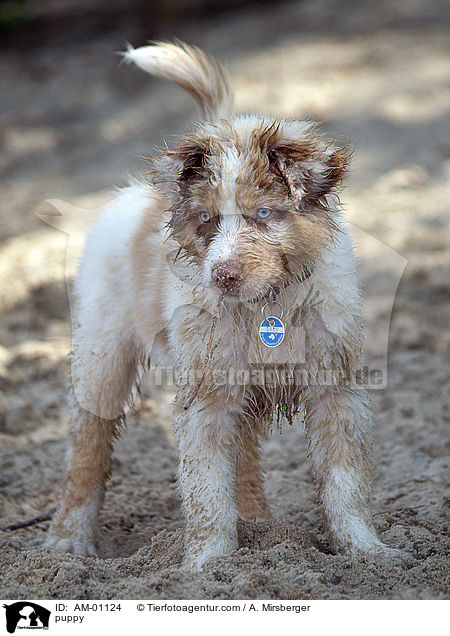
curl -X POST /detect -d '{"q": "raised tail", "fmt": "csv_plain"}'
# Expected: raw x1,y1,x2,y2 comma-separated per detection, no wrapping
124,41,233,121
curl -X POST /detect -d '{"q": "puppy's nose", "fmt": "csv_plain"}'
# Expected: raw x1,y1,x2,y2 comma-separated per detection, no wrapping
211,261,243,294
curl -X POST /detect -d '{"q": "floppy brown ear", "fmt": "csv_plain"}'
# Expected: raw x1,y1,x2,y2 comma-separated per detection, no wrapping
269,141,350,211
175,141,211,184
153,139,211,198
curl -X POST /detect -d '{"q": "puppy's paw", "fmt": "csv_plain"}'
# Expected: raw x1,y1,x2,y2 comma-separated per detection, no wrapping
331,519,404,559
184,535,238,571
344,540,412,566
45,532,98,557
44,503,98,557
366,544,413,566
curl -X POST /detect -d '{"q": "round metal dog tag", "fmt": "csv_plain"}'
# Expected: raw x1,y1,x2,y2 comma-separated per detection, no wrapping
259,316,285,347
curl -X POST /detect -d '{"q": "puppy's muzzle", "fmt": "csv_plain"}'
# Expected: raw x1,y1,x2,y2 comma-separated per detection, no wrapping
211,261,243,295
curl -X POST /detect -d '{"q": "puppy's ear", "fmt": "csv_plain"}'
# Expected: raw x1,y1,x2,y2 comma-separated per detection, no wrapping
268,140,350,211
178,143,210,183
153,139,210,199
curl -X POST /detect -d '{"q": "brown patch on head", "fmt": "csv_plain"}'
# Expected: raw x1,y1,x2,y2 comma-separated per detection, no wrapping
151,131,224,261
171,138,212,185
167,181,222,262
247,121,349,217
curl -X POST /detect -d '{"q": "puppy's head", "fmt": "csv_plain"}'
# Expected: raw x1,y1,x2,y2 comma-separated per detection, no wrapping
153,116,349,300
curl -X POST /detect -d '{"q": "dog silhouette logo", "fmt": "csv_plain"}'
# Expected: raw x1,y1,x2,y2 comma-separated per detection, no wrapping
3,602,50,633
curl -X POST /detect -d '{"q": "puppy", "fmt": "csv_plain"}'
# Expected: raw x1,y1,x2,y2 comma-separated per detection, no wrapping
45,41,391,568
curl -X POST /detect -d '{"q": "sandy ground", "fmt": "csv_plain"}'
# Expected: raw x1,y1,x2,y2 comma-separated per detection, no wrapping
0,0,449,599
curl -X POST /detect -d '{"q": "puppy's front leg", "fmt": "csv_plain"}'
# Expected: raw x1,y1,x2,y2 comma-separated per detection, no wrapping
304,386,387,555
173,397,239,570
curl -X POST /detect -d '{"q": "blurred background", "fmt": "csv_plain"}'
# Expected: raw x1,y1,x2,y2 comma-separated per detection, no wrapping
0,0,449,599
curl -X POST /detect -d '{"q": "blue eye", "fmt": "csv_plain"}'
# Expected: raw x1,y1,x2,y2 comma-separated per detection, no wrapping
200,211,211,223
257,207,272,220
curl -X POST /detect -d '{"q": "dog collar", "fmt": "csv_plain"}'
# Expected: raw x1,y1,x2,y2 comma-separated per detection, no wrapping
247,264,313,305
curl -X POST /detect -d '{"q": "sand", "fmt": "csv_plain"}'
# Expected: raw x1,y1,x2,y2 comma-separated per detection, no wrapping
0,0,448,599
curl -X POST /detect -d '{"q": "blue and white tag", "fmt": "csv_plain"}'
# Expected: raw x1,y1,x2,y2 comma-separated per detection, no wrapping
259,316,285,347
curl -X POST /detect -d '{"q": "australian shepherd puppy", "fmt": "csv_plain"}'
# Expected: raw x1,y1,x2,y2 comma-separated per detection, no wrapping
45,42,392,569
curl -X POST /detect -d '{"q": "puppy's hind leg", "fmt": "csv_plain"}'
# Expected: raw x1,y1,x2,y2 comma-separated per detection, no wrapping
46,406,121,556
236,428,271,522
45,330,140,556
